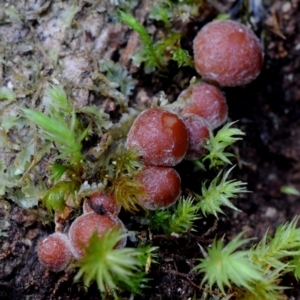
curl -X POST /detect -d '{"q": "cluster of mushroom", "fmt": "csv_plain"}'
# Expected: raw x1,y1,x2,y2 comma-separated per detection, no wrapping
37,19,263,272
125,83,227,208
38,192,125,272
126,19,263,210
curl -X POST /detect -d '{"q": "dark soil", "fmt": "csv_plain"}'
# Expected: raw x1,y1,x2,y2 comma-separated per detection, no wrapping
1,0,300,299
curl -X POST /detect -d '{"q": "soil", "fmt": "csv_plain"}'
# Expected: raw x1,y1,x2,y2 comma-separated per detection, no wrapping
1,0,300,299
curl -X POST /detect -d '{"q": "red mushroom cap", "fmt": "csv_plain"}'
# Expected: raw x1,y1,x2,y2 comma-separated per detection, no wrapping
126,108,189,167
37,232,72,272
193,20,263,87
181,82,228,129
69,212,126,259
135,166,181,210
83,191,121,216
181,113,210,160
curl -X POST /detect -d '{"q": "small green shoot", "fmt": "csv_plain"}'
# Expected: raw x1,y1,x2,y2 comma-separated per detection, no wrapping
113,146,143,178
91,144,145,212
43,85,71,114
22,85,90,167
48,163,68,182
74,229,153,294
291,255,300,280
119,10,165,72
280,185,300,196
150,197,200,235
43,181,78,215
195,217,300,299
236,267,285,300
109,175,146,212
194,232,264,295
250,216,300,274
195,166,247,218
119,10,194,72
203,122,245,169
172,46,194,68
22,108,88,164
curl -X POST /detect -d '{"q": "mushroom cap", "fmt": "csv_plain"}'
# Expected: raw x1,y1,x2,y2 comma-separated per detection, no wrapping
126,108,189,167
181,113,210,160
37,232,72,272
193,20,263,87
83,191,121,216
69,212,126,259
181,82,228,129
135,166,181,210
